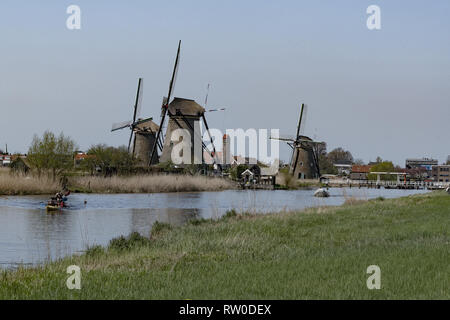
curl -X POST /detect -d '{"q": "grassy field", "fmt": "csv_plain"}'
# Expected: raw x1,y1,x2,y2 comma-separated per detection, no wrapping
0,167,235,195
0,191,448,299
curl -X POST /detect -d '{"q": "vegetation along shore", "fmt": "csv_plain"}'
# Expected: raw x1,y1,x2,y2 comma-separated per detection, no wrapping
1,191,448,299
0,168,235,195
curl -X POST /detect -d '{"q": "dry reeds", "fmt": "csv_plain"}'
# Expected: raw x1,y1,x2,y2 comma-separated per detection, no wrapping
0,165,236,195
71,174,236,193
0,170,61,195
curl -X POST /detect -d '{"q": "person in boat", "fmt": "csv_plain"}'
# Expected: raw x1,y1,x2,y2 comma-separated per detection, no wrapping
48,191,66,208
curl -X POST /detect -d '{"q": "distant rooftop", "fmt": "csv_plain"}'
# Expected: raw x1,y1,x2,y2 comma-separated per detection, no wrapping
405,158,438,162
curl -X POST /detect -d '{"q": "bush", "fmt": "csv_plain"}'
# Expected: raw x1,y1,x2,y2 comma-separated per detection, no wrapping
108,232,151,251
222,209,238,220
150,221,173,237
188,218,210,226
85,245,104,256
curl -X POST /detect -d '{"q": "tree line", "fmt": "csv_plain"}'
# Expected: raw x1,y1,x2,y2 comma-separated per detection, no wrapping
21,131,135,180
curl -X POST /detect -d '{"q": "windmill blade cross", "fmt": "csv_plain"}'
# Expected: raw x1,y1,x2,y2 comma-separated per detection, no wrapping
269,136,295,142
133,78,144,122
127,130,134,153
133,117,154,127
296,103,305,138
111,120,132,132
167,40,181,103
204,83,210,108
297,138,324,144
299,103,308,136
206,107,226,113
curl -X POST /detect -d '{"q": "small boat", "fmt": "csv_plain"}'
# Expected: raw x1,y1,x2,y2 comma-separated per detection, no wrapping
314,188,330,198
46,190,70,212
46,199,66,212
46,204,62,212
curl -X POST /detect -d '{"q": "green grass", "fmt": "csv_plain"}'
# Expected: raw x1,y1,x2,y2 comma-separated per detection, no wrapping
1,192,449,299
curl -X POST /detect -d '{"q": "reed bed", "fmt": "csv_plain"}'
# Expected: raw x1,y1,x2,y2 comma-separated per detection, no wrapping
0,172,61,195
71,174,236,193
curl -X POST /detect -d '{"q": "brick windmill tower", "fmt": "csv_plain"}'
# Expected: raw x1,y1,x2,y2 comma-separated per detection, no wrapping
271,103,323,179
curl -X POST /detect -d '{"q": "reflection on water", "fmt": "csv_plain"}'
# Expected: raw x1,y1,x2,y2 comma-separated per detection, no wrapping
0,188,428,268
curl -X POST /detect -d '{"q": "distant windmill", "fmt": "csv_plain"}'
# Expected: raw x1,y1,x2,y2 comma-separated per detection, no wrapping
149,41,221,168
271,103,323,179
111,78,159,165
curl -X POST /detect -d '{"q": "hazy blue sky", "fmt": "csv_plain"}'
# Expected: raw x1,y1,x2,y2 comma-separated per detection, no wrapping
0,0,449,166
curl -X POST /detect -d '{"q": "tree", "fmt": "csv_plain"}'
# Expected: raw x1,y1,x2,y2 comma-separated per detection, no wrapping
27,131,76,179
316,143,337,175
83,144,135,176
327,147,354,164
229,164,249,180
354,159,365,165
368,161,395,181
318,154,337,175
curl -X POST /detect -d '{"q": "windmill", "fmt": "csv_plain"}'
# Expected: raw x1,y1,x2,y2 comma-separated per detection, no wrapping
271,103,323,179
149,41,221,169
111,78,160,165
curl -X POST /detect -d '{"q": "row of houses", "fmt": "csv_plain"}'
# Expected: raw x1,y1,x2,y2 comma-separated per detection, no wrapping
333,158,450,183
405,158,449,183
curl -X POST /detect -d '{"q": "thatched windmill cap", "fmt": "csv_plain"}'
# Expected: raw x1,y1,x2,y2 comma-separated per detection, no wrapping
168,97,205,117
134,119,160,133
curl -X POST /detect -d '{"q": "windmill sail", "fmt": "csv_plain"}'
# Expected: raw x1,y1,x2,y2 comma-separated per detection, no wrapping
111,120,132,131
296,103,308,138
149,40,182,165
111,78,159,164
299,104,308,136
167,41,181,105
134,78,144,121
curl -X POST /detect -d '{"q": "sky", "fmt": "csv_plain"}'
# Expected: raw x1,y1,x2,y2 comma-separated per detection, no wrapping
0,0,449,166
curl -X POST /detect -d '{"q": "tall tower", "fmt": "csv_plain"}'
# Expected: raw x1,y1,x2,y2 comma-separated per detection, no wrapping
270,103,322,180
159,98,205,165
290,136,319,179
132,119,159,166
222,134,231,167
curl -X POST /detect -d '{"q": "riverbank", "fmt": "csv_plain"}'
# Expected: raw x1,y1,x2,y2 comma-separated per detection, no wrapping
0,170,60,195
0,170,236,195
70,175,236,193
1,191,448,299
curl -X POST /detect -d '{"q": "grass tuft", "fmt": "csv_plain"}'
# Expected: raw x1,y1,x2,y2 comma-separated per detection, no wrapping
108,232,151,251
150,222,173,237
85,245,105,257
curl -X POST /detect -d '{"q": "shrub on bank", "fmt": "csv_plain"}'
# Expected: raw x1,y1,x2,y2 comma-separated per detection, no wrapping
108,232,151,251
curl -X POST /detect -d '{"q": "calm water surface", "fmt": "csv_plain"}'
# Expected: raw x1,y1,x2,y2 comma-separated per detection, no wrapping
0,188,428,268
